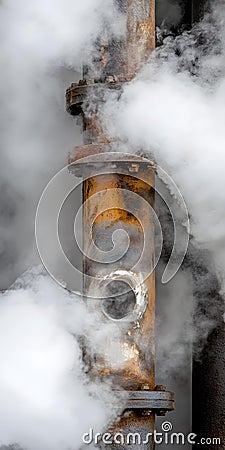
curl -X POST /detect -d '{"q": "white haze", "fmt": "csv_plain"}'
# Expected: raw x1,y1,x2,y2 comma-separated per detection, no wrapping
0,0,124,170
101,1,225,371
0,267,123,450
0,0,124,288
0,1,125,449
1,0,225,448
103,2,225,293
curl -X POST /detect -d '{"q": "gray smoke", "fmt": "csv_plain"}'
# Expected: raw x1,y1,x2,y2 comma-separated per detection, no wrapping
156,0,184,28
1,0,225,448
102,0,225,368
0,0,125,288
0,267,124,450
0,1,125,449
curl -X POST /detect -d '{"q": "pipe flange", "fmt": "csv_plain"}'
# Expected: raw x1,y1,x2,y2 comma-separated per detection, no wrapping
119,389,175,415
66,81,122,116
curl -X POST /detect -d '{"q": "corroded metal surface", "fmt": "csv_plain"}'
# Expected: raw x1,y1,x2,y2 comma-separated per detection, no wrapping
66,80,122,116
66,1,155,116
65,2,174,449
78,161,155,397
124,390,175,412
107,411,155,450
126,0,155,76
68,143,109,163
69,147,155,164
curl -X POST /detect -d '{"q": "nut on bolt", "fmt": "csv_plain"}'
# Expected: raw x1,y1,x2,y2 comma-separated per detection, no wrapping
154,385,166,392
157,410,166,417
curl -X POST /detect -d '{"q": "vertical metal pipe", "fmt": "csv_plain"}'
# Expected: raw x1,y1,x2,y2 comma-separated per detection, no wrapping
191,0,207,23
81,158,156,448
82,160,155,389
126,0,155,76
66,2,173,449
192,300,225,447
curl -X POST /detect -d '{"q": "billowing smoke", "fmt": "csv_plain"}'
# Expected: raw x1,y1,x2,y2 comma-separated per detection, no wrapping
0,0,124,288
102,0,225,366
0,1,125,449
1,0,225,448
0,267,124,450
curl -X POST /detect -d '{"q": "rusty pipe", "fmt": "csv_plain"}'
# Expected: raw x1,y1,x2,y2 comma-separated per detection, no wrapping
66,1,174,449
82,157,155,392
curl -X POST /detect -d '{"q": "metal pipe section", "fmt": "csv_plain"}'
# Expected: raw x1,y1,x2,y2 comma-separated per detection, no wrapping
82,156,157,449
66,1,174,448
82,157,155,392
126,0,155,75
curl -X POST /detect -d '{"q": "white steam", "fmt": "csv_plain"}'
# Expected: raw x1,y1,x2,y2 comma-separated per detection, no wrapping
0,0,124,288
103,2,225,294
0,268,122,450
1,0,225,448
0,1,125,449
101,1,225,374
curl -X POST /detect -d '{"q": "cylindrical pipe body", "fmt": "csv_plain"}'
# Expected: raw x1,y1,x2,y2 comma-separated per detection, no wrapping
82,161,155,391
81,158,156,449
67,2,157,448
126,0,155,75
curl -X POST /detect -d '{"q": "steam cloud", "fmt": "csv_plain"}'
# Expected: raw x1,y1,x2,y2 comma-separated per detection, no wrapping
0,0,124,288
0,267,124,450
0,0,225,449
0,1,124,449
102,0,225,363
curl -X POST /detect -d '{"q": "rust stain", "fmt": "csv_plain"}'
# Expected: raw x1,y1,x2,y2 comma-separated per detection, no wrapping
68,144,109,164
66,1,158,445
82,166,155,392
126,0,155,76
